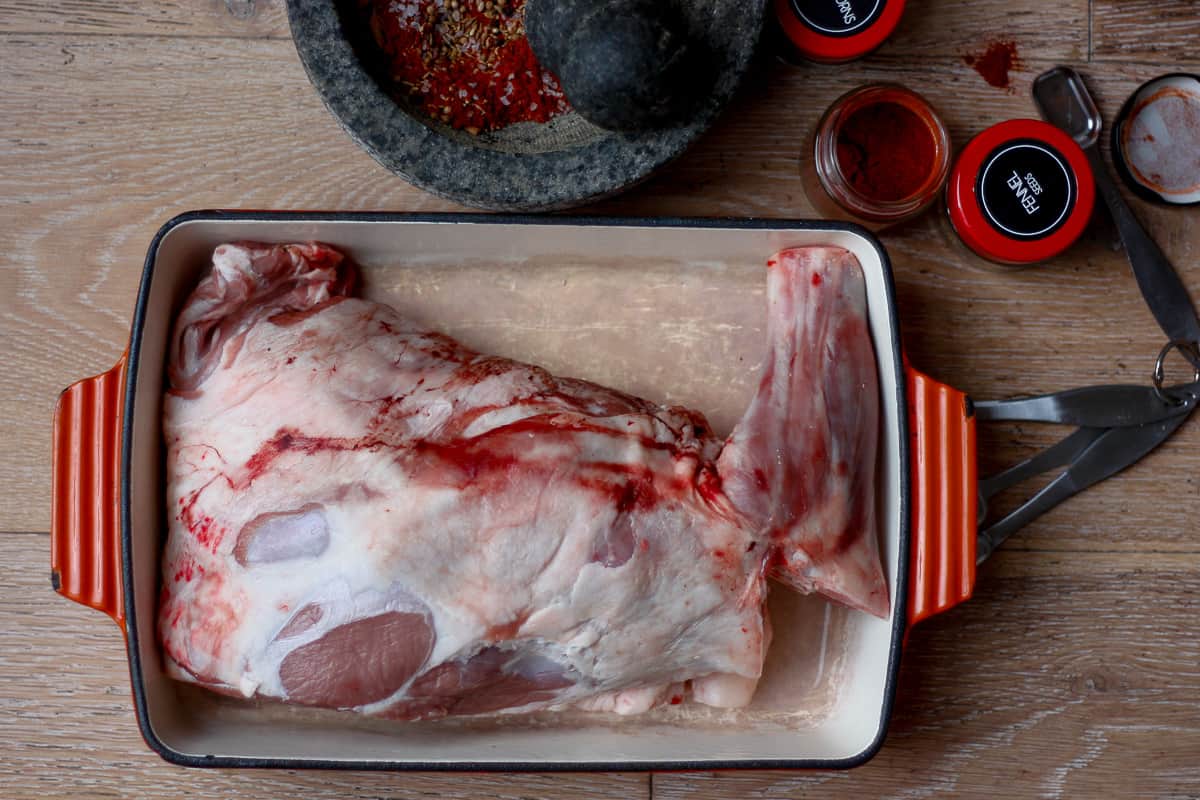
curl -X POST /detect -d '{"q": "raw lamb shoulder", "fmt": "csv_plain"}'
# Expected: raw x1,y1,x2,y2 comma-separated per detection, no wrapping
160,241,887,719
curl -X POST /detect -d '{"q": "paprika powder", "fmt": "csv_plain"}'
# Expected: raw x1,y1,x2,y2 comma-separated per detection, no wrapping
360,0,570,134
801,84,951,229
836,101,935,202
963,39,1019,91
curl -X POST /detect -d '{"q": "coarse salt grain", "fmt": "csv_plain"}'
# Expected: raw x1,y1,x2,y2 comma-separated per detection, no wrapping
366,0,569,132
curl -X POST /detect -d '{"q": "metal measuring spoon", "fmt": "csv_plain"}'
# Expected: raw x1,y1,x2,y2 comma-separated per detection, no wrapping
1033,66,1200,369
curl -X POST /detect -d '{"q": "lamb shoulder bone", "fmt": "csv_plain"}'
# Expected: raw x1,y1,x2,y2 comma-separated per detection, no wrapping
159,241,887,719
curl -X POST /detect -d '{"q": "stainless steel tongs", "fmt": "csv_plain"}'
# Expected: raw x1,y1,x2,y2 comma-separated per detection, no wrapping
973,66,1200,563
974,380,1199,563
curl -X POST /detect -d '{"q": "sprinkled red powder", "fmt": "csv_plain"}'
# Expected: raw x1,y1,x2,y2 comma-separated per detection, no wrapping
360,0,570,134
964,40,1020,90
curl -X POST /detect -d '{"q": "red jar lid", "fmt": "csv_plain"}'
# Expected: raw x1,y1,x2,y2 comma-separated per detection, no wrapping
774,0,907,63
947,119,1096,265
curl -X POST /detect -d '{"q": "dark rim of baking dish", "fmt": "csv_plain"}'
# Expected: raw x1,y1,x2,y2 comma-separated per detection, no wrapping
123,210,909,771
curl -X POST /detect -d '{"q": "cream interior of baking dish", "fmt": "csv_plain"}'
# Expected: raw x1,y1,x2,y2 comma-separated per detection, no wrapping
125,217,904,766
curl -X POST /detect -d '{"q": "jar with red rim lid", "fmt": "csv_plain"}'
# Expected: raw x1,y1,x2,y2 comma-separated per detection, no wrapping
774,0,907,63
946,119,1096,266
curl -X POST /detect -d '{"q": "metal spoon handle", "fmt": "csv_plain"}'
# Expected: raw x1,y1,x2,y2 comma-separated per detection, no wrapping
1084,146,1200,366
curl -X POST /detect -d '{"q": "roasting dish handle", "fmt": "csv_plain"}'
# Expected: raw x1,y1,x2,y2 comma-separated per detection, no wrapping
46,354,981,632
51,355,127,629
905,364,978,628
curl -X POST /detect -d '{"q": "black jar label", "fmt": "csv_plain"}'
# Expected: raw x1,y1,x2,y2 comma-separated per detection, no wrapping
977,139,1076,240
789,0,886,37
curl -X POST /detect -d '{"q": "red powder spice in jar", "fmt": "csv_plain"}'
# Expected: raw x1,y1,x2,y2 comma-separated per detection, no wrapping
361,0,570,134
836,102,936,201
801,84,951,229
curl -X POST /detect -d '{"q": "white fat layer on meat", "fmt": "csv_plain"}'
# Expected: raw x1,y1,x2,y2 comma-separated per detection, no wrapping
160,242,884,719
162,297,764,712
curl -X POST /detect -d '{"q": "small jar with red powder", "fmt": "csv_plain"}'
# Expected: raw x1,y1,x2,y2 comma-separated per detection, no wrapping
946,119,1096,266
802,84,951,230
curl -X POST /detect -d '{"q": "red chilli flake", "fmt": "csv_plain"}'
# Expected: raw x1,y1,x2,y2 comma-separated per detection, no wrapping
964,39,1019,90
361,0,570,134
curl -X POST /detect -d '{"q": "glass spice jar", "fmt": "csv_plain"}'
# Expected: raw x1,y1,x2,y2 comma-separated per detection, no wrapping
1111,73,1200,207
774,0,908,64
945,118,1096,266
801,84,952,230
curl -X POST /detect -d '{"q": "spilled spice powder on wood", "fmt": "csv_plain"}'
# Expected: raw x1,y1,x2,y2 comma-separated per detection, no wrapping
964,39,1019,90
360,0,569,134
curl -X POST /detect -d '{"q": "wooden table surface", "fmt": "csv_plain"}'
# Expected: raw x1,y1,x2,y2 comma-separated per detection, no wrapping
3,0,1199,797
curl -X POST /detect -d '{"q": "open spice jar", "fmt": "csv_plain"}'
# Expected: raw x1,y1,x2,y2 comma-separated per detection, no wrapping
946,119,1096,266
801,84,951,230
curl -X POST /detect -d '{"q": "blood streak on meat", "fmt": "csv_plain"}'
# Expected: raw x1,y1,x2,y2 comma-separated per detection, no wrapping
159,241,888,719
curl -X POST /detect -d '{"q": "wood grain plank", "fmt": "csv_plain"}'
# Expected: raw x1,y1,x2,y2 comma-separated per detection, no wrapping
882,0,1087,61
0,0,1090,62
3,38,1196,546
589,57,1198,217
1092,0,1200,63
655,548,1200,799
2,4,1200,797
8,529,1198,797
0,0,288,38
0,533,648,800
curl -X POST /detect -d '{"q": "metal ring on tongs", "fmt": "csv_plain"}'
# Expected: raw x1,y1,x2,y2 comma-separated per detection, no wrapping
1153,340,1200,404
